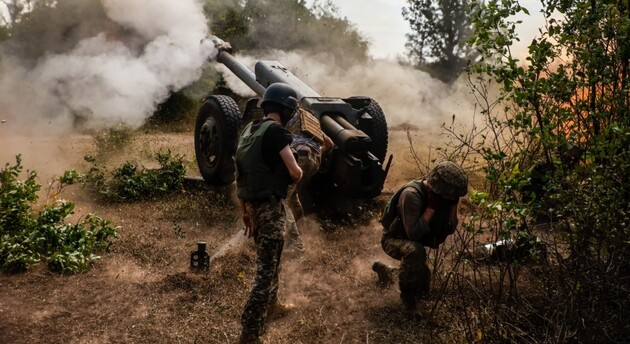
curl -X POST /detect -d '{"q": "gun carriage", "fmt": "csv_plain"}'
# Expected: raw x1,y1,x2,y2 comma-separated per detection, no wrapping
194,36,391,198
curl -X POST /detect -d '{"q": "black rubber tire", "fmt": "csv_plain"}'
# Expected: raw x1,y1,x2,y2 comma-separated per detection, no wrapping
194,95,241,185
355,97,388,163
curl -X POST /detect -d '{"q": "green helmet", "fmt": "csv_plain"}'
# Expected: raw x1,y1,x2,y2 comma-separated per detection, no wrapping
427,161,468,199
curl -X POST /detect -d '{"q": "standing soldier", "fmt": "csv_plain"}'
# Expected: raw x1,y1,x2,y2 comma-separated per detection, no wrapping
236,82,303,344
284,108,333,252
373,161,468,314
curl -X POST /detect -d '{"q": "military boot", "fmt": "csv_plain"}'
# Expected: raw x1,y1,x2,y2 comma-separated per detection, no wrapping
399,282,419,312
238,333,261,344
266,303,295,320
416,265,431,300
372,261,395,287
400,292,417,311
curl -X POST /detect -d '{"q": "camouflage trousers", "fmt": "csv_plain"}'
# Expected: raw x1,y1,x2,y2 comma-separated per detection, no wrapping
285,147,320,249
288,147,321,220
241,198,286,336
381,233,431,307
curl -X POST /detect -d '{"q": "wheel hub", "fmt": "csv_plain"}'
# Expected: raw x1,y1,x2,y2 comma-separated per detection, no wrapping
199,118,220,165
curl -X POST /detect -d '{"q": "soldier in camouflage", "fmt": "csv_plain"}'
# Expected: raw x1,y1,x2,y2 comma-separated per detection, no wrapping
373,161,468,314
236,83,303,344
284,108,333,253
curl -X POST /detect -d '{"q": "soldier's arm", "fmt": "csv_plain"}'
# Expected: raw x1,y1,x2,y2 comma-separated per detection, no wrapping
280,145,303,183
240,198,254,238
400,188,432,241
448,202,459,231
321,134,334,153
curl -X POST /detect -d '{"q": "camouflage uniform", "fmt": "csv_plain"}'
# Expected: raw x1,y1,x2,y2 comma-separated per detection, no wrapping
381,232,433,303
287,148,321,220
241,199,286,337
237,83,298,343
285,149,320,250
374,161,468,311
284,109,325,250
379,188,453,308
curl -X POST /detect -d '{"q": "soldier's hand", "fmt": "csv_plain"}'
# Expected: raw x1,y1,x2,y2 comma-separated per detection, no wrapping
243,213,254,237
427,190,441,210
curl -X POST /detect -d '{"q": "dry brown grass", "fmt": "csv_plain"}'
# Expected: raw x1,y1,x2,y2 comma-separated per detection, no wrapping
0,129,561,344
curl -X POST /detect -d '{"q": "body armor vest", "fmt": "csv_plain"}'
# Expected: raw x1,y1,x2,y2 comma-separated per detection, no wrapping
380,180,424,229
236,120,290,201
381,180,454,248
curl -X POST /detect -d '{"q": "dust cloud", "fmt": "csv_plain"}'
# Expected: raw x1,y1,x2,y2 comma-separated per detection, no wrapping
0,0,215,136
220,50,478,188
1,0,216,180
222,50,477,138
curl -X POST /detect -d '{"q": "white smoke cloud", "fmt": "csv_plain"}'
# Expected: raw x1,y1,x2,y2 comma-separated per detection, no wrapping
0,0,216,134
221,50,476,131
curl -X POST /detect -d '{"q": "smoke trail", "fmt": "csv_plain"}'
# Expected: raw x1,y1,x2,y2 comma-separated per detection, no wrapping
209,229,246,263
221,51,477,132
0,0,216,134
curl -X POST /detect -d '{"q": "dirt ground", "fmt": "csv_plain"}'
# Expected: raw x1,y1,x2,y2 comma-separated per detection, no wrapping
0,128,463,344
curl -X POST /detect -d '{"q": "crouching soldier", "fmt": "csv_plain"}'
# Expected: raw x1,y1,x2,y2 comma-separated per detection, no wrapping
373,161,468,314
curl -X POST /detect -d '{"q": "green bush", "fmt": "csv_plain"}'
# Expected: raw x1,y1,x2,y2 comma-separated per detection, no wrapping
0,155,118,274
435,0,630,341
83,150,186,202
150,91,198,124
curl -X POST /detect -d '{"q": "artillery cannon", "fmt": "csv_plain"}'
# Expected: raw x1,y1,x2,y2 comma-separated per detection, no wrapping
194,36,391,198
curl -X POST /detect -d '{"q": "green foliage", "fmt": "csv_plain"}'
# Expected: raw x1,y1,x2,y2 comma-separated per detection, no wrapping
403,0,478,83
203,0,369,65
4,0,115,60
83,150,186,202
0,0,32,29
0,155,40,233
0,155,118,274
205,0,254,50
443,0,630,341
150,91,198,124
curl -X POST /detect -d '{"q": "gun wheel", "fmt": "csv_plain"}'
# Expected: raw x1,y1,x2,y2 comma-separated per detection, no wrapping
194,95,241,185
365,99,388,163
349,97,388,163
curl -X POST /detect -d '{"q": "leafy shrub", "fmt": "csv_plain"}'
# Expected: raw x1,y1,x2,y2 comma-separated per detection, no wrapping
0,155,118,274
434,0,630,341
83,150,186,202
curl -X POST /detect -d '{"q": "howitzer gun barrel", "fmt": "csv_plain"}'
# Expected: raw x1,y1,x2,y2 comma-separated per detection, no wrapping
208,35,266,96
217,50,266,97
255,61,320,100
320,114,372,155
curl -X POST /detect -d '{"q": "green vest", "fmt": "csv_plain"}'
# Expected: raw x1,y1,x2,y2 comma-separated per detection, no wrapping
236,120,290,201
380,180,424,229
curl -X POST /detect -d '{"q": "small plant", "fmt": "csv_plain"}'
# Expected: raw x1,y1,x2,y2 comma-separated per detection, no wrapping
0,155,119,274
83,150,186,202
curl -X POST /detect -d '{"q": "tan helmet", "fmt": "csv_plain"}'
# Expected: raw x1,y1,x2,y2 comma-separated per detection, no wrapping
426,161,468,199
